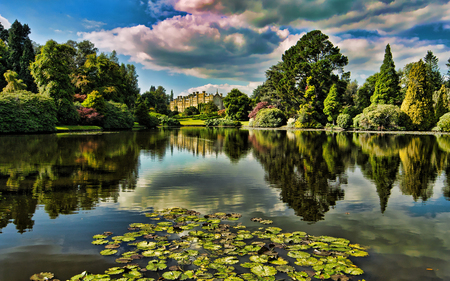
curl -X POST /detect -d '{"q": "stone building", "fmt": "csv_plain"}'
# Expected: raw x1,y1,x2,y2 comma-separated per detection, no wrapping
170,91,225,112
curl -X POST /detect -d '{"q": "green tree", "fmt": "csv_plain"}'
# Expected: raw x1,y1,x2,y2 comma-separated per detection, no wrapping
445,58,450,88
355,73,378,113
424,50,443,92
202,101,219,114
434,85,449,121
223,88,252,121
0,22,8,42
135,96,159,128
270,30,348,117
30,39,79,124
2,70,26,92
0,39,7,90
19,38,37,92
295,77,321,128
323,84,341,124
401,60,434,130
371,44,401,105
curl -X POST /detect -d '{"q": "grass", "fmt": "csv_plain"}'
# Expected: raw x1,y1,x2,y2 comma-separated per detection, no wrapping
56,125,102,132
178,118,206,126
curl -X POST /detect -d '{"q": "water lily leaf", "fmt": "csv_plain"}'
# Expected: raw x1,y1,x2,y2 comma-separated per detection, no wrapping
142,250,165,257
215,256,239,265
239,273,258,281
275,265,294,273
249,255,269,263
193,256,210,267
92,240,108,245
93,234,107,239
195,272,214,279
146,260,167,271
157,222,173,227
347,250,369,257
224,277,243,281
115,258,132,264
105,244,120,249
180,270,195,281
215,272,230,279
286,245,310,251
314,272,331,280
137,241,157,250
123,270,142,278
331,275,349,281
145,212,159,217
105,267,124,275
209,262,227,271
270,237,285,244
30,272,54,281
308,242,328,249
203,242,222,250
287,271,310,281
344,267,364,275
100,249,117,256
250,265,277,277
295,257,321,267
70,271,88,280
269,257,288,265
260,220,273,225
265,227,282,234
287,251,311,259
162,271,182,280
189,230,205,237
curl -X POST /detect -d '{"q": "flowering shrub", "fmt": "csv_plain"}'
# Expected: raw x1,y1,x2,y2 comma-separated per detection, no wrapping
77,107,103,125
74,94,87,102
248,102,276,119
218,109,226,117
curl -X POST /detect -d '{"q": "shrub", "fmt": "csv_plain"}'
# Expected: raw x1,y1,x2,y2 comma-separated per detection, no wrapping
55,98,80,125
217,109,226,117
295,106,322,128
74,94,87,102
184,106,199,116
102,101,134,130
252,108,286,128
159,115,181,127
353,104,408,131
205,118,241,127
248,101,275,119
435,112,450,132
0,91,58,133
77,106,103,125
336,113,352,129
135,102,159,128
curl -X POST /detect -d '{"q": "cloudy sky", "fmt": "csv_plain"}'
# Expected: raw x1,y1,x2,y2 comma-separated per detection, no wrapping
1,0,450,97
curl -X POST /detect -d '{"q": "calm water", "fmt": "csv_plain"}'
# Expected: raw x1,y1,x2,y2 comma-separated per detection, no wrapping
1,128,450,281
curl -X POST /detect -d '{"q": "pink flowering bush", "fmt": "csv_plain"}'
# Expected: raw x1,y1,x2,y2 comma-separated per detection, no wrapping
77,106,103,125
248,102,275,119
74,94,87,102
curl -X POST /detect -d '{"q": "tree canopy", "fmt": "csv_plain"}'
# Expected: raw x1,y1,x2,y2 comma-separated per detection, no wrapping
224,88,252,121
371,44,401,105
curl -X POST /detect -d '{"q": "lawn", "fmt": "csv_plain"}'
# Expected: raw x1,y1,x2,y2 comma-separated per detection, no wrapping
178,118,206,126
56,125,102,132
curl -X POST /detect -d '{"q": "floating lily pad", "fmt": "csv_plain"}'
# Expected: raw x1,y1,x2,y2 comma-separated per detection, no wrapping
239,273,258,281
344,267,364,275
295,257,321,267
224,277,244,281
215,256,240,265
260,220,273,225
275,265,294,273
287,271,310,281
162,271,182,280
123,270,142,278
105,244,120,249
100,249,117,256
249,255,269,263
92,240,108,245
105,267,124,275
146,260,167,271
270,257,288,265
30,272,54,281
347,250,369,257
287,251,311,259
240,262,262,268
250,265,277,277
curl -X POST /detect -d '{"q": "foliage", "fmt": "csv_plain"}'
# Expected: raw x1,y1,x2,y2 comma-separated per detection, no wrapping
82,90,107,115
434,85,449,121
0,39,7,91
0,91,57,133
201,101,219,114
30,39,79,124
371,44,401,105
336,113,352,129
141,85,170,114
135,99,159,128
184,106,200,116
434,112,450,132
401,60,435,130
356,73,378,113
102,101,134,130
223,88,252,121
294,77,322,128
424,50,443,92
2,70,26,92
251,108,286,128
205,118,241,127
353,104,407,131
159,115,181,127
269,30,349,116
323,84,341,124
248,101,276,119
76,106,103,125
218,109,226,117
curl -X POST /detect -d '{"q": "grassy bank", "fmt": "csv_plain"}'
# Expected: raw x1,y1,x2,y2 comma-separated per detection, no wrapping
56,125,102,132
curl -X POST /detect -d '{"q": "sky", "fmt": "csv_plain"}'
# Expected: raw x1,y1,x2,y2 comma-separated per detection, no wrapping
1,0,450,97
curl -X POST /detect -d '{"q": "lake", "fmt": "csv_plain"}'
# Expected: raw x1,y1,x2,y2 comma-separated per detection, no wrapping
1,128,450,281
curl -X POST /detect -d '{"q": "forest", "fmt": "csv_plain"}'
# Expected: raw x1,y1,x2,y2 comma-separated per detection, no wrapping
1,20,450,133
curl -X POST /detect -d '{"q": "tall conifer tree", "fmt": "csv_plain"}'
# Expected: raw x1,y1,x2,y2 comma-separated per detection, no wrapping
401,60,434,130
371,44,401,105
424,50,443,92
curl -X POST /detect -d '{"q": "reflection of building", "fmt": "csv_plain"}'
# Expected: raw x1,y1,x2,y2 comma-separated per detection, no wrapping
170,91,225,112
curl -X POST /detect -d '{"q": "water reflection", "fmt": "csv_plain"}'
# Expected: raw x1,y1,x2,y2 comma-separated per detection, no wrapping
2,129,450,233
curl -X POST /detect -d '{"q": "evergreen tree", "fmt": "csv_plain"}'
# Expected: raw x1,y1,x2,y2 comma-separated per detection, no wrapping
19,38,37,92
0,39,7,90
323,84,341,125
446,58,450,88
0,22,8,43
170,90,174,102
424,50,443,92
371,44,401,105
356,73,378,112
401,60,434,130
434,85,449,121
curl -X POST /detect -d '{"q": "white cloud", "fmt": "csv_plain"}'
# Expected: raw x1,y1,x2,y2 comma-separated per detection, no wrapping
82,19,107,29
0,14,11,29
179,82,260,97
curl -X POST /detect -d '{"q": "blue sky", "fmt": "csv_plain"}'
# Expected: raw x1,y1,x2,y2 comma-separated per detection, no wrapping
1,0,450,97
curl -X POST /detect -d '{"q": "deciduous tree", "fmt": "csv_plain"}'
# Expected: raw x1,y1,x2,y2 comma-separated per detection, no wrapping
223,88,252,121
2,70,26,93
323,84,341,124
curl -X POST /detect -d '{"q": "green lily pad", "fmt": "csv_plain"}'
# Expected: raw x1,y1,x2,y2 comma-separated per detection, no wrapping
123,270,142,278
265,227,282,234
250,265,277,277
195,272,214,279
100,249,117,256
30,272,54,281
249,255,269,263
92,240,108,245
275,265,294,273
239,273,259,281
344,267,364,275
137,241,157,250
157,222,173,227
260,220,273,225
193,256,210,267
215,256,240,264
93,234,108,239
203,242,222,250
146,260,167,271
287,251,311,259
240,262,261,268
236,233,253,240
347,250,369,257
295,257,321,267
180,270,195,281
287,271,310,281
105,267,124,275
224,277,244,281
269,257,288,265
162,271,182,280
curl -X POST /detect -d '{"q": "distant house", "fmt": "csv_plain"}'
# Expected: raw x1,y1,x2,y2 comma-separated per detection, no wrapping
170,91,225,112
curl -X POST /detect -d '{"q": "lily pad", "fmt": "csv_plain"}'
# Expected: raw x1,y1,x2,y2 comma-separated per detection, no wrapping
344,267,364,275
92,240,108,245
269,257,288,265
93,234,107,239
249,255,269,263
30,272,54,281
146,260,167,271
100,249,117,256
240,262,262,268
287,271,310,281
162,271,182,280
224,277,244,281
250,265,277,277
105,267,124,275
287,251,311,259
275,265,295,273
260,220,273,225
215,256,240,265
295,257,322,267
180,270,195,280
123,270,142,278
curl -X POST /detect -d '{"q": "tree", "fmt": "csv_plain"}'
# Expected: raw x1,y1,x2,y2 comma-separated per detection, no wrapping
2,70,26,92
446,58,450,88
135,96,159,128
202,101,219,114
356,73,378,113
184,106,199,116
19,38,37,92
434,85,449,121
30,40,79,124
424,50,443,92
323,84,341,125
371,44,401,105
271,30,348,117
223,88,252,121
0,39,7,90
401,60,434,130
0,22,8,42
170,90,174,102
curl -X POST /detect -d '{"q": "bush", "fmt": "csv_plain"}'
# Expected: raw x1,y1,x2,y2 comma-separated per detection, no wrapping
295,106,322,128
248,101,276,119
205,118,241,127
353,104,408,131
159,115,181,127
252,108,286,128
0,91,58,133
102,101,134,130
435,112,450,132
77,106,103,125
217,109,226,117
336,113,352,129
184,106,199,116
135,101,159,128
